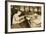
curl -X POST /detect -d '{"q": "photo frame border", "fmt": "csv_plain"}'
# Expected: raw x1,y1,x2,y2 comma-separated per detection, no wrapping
5,1,45,33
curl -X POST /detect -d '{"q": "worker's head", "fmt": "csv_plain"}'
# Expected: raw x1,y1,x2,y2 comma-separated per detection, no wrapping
20,6,24,12
25,6,29,12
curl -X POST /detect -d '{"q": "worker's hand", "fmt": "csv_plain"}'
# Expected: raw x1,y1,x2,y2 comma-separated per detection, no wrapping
15,16,25,23
12,11,25,24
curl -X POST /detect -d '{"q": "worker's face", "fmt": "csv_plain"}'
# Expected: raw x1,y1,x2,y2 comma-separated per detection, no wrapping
30,7,33,12
20,6,24,12
25,6,29,12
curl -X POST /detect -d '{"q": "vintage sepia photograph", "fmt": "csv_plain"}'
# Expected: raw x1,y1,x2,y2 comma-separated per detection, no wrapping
6,1,45,32
11,5,41,28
